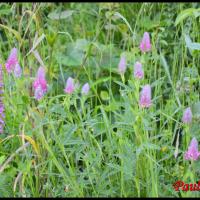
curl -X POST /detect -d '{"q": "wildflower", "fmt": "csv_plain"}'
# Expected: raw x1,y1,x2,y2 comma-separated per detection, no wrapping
182,107,192,124
64,77,75,94
139,84,151,108
118,55,126,75
139,32,151,53
0,65,5,133
81,83,90,95
37,67,46,80
34,85,44,100
184,137,200,161
14,63,22,78
33,67,47,100
5,48,18,73
134,61,144,79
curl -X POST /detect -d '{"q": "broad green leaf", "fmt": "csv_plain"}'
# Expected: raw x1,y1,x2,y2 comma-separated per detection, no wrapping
57,39,89,67
48,10,74,20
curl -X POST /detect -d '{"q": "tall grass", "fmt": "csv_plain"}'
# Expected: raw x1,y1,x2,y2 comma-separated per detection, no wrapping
0,2,199,197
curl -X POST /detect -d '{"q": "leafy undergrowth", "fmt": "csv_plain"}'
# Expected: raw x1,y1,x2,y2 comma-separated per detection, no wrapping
0,3,200,197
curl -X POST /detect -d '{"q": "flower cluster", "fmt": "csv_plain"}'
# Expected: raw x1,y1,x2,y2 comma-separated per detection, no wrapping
184,137,200,161
182,107,192,124
64,77,90,95
5,48,22,77
118,55,126,75
118,32,152,108
33,67,47,100
134,61,144,80
117,31,199,161
139,32,151,53
139,84,151,108
3,34,199,161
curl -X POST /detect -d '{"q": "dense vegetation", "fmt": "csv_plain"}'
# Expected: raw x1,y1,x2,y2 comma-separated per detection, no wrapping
0,3,200,197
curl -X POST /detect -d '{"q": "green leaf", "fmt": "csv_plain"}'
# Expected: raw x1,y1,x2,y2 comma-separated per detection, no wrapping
189,42,200,50
0,156,5,165
0,8,11,16
185,34,200,51
22,95,30,105
49,104,66,118
191,101,200,117
57,50,84,67
48,10,74,20
175,8,196,26
93,77,111,87
100,91,110,101
56,39,89,67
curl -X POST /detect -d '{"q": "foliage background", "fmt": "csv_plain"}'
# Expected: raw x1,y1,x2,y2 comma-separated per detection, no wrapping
0,2,200,197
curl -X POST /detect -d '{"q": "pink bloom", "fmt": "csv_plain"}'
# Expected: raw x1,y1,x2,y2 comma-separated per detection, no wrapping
34,85,45,100
118,56,126,75
33,67,47,92
64,77,75,94
14,63,22,78
184,137,200,161
139,32,151,53
5,48,18,73
81,83,90,95
33,78,47,92
182,107,192,124
139,84,151,108
33,67,47,100
134,61,144,79
37,66,46,80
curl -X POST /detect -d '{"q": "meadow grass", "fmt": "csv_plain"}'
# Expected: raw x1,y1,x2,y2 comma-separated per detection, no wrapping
0,2,200,197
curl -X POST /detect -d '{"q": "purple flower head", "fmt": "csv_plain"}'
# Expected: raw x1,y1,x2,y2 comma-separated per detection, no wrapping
139,32,151,53
34,85,45,100
0,64,5,133
81,83,90,95
14,63,22,78
139,84,151,108
64,77,75,94
182,107,192,124
33,67,47,100
184,137,200,161
118,55,126,75
134,61,144,79
37,66,46,80
33,67,47,92
5,48,18,73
